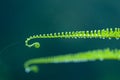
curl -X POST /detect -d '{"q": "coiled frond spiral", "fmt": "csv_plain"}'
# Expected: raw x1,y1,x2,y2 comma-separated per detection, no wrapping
25,28,120,48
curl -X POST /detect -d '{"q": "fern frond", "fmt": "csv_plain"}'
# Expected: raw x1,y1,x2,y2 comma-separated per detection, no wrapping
24,48,120,73
25,28,120,48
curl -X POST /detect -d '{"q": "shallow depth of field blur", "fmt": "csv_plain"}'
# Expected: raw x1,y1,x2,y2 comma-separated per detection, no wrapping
1,0,120,80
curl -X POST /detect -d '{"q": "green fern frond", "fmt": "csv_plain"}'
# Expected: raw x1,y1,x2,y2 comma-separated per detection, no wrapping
25,28,120,48
24,48,120,73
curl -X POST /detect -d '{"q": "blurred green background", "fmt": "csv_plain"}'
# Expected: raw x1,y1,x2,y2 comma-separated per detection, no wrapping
1,0,120,80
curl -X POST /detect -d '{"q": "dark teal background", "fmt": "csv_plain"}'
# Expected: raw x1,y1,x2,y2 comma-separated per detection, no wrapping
1,0,120,80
